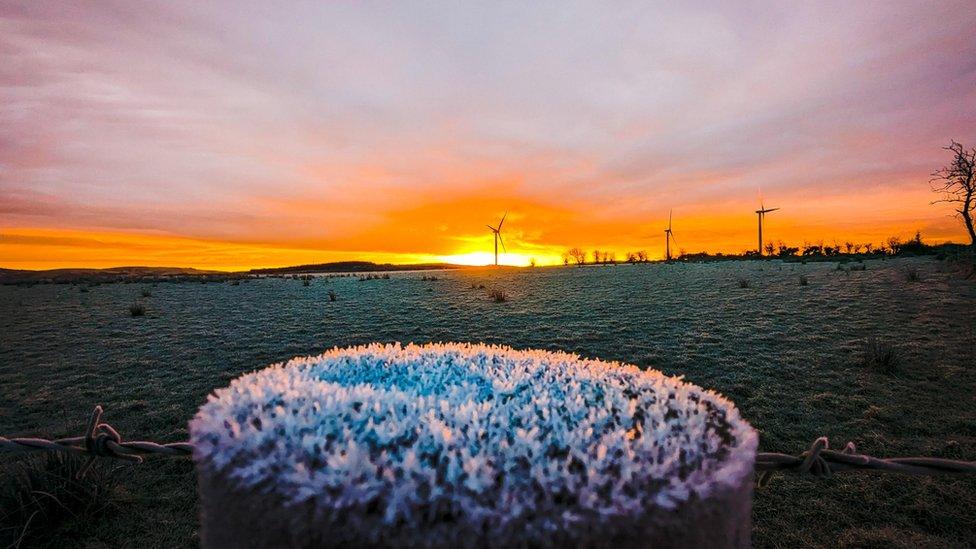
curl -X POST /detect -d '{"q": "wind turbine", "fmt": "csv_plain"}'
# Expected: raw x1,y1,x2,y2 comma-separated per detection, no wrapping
487,212,507,266
755,200,779,256
664,209,676,261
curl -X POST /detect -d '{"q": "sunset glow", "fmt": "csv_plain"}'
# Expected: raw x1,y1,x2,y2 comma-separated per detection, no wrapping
2,2,974,270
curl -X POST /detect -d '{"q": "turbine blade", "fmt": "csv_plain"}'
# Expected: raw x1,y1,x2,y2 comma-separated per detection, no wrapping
498,211,507,230
669,209,672,230
487,225,497,232
670,232,677,245
767,207,780,213
498,233,507,253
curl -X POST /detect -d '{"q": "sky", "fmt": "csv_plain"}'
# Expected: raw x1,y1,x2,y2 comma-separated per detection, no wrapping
2,1,975,270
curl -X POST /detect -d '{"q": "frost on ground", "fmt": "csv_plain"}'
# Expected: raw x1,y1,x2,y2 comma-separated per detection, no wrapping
190,342,757,539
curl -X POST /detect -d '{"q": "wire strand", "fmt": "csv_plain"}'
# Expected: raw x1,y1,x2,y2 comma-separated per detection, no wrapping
2,407,974,484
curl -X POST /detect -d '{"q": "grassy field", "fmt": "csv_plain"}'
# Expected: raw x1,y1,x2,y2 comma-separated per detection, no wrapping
1,257,974,547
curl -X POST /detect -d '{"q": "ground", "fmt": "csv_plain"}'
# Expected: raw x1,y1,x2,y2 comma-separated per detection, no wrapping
1,257,974,547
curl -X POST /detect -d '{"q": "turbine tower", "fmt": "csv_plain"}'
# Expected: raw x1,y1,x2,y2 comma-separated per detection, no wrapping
664,209,676,261
755,201,779,256
487,212,507,266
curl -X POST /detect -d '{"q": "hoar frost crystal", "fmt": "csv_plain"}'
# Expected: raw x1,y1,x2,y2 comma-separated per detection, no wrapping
191,343,758,548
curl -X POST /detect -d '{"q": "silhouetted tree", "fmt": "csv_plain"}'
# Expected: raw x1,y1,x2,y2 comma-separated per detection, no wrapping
776,241,799,257
887,236,902,254
931,140,976,247
636,250,648,263
567,248,587,266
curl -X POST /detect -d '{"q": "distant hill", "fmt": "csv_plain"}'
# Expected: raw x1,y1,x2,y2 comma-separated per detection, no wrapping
0,262,471,284
0,266,222,284
248,261,467,274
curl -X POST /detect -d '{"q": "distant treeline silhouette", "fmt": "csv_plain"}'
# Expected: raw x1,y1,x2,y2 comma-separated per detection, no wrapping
563,232,968,265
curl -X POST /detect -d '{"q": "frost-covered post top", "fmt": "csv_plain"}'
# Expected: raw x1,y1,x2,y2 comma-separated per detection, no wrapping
191,343,758,548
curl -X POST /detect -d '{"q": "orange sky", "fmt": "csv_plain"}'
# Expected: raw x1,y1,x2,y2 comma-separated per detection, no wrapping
1,2,974,270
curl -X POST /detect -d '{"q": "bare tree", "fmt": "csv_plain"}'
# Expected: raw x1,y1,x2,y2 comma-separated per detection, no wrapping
931,140,976,247
567,247,587,266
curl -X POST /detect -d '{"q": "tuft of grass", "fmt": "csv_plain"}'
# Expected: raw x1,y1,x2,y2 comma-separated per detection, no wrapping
903,266,921,282
328,290,337,302
487,288,508,302
128,302,145,317
0,453,124,548
799,275,808,286
861,337,900,374
140,288,152,298
736,277,750,289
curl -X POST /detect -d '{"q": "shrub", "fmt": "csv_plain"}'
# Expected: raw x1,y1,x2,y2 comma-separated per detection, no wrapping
736,277,750,289
799,275,808,286
328,290,337,302
861,337,900,374
0,453,123,547
140,288,152,297
488,288,508,302
129,302,145,317
904,266,921,282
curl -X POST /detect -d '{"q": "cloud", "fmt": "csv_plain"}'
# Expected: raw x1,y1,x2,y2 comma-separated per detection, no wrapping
1,1,974,268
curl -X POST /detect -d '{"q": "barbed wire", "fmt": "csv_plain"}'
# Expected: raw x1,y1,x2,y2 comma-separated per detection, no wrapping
0,406,192,477
2,406,975,484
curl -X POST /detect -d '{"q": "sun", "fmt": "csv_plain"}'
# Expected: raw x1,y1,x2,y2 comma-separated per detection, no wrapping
436,251,537,267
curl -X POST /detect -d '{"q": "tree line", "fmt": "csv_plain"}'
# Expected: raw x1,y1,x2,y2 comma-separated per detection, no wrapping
560,232,957,265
